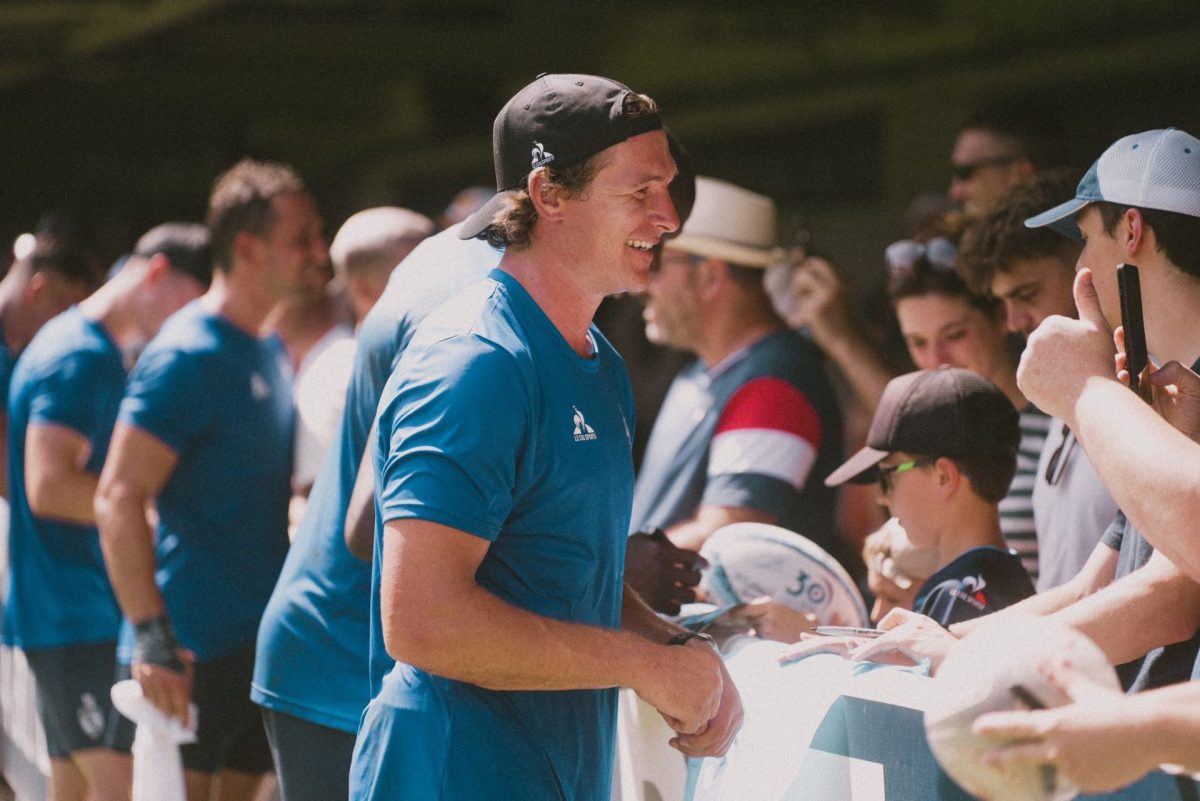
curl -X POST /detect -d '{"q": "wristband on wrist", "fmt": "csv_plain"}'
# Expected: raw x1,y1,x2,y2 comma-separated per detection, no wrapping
667,630,719,653
133,615,186,674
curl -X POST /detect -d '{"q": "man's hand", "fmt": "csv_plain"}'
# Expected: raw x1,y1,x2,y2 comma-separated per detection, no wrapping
670,644,743,757
777,632,863,664
973,665,1137,794
774,257,854,344
1017,268,1118,423
1115,328,1200,442
624,530,707,615
635,639,723,738
726,596,817,643
846,608,957,672
132,650,194,728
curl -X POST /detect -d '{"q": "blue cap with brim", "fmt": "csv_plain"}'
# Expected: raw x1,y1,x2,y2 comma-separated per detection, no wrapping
1023,162,1102,240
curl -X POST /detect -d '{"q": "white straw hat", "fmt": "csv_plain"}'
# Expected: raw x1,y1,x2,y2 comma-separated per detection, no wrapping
665,176,784,268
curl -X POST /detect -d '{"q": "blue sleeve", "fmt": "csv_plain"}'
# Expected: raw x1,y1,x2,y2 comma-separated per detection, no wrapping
28,351,121,448
377,334,527,541
118,347,215,453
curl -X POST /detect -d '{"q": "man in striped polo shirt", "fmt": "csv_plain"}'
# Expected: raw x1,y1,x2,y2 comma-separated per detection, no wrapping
631,177,845,569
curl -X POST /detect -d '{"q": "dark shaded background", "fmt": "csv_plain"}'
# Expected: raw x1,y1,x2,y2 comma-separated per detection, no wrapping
3,0,1200,285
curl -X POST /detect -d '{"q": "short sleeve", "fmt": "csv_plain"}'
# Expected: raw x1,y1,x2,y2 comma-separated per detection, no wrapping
28,351,122,448
702,376,822,514
1100,510,1126,552
118,346,215,454
377,334,527,541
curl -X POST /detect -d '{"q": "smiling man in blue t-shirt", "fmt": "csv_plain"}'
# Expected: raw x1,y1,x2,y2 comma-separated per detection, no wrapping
348,74,742,801
96,160,327,801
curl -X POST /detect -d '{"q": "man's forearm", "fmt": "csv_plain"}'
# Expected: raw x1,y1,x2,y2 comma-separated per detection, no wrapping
814,326,892,414
666,504,775,552
344,427,376,560
1072,377,1200,583
1130,683,1200,772
390,577,690,696
621,583,682,644
96,487,166,623
1049,554,1200,665
950,545,1118,638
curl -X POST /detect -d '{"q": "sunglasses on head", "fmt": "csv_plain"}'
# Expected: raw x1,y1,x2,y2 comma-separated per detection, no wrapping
884,236,958,274
950,154,1020,182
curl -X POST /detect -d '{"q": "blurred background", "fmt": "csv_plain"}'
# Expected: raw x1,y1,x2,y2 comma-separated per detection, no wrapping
3,0,1200,281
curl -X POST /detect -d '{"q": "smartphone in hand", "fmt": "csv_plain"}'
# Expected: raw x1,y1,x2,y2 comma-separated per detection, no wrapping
1117,263,1150,402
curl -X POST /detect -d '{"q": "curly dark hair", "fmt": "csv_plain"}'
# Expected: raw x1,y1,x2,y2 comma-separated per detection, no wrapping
956,168,1082,295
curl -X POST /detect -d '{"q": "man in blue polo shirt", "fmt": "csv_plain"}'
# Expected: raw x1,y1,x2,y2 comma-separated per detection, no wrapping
252,221,499,801
96,160,326,801
349,73,742,801
3,223,209,801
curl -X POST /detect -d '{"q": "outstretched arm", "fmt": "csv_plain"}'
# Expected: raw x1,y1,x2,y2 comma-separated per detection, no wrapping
1018,268,1200,583
975,668,1200,793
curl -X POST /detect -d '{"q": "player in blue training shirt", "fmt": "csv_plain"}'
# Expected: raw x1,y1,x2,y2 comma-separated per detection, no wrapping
0,231,97,496
96,161,326,801
348,73,741,801
252,218,498,801
3,223,209,801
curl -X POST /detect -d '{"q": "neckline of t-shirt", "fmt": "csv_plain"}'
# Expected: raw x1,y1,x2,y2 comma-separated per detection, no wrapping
487,268,602,373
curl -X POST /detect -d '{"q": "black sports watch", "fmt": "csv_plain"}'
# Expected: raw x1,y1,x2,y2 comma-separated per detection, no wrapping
667,630,719,653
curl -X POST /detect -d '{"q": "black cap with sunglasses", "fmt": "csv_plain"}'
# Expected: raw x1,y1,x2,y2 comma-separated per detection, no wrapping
824,367,1019,488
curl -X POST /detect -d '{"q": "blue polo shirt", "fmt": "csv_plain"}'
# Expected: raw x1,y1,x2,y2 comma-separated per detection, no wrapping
252,227,500,732
117,301,291,662
349,268,635,801
3,307,124,649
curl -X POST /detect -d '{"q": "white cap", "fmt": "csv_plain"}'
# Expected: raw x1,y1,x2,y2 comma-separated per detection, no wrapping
1026,128,1200,238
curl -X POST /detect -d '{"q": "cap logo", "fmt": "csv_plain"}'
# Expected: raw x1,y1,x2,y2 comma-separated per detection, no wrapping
531,141,554,169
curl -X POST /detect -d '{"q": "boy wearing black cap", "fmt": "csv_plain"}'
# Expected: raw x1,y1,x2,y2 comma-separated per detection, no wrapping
825,367,1034,626
349,74,738,801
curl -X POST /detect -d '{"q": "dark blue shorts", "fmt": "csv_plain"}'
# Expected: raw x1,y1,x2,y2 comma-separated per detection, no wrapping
261,707,355,801
119,639,273,774
23,641,134,759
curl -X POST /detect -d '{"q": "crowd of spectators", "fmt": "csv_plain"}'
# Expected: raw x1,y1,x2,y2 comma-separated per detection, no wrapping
2,71,1200,801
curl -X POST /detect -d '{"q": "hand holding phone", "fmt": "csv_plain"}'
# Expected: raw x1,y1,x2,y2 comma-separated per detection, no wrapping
1117,263,1151,403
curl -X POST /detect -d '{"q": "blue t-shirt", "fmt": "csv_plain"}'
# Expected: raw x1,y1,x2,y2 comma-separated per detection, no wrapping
117,301,292,662
351,269,635,801
2,307,125,649
0,318,17,429
252,227,500,732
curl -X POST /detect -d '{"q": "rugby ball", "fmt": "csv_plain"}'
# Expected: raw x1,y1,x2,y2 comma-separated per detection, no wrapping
699,522,869,627
924,614,1121,801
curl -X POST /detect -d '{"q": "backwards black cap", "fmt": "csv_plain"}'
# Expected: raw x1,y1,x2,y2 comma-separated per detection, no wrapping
459,73,663,240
